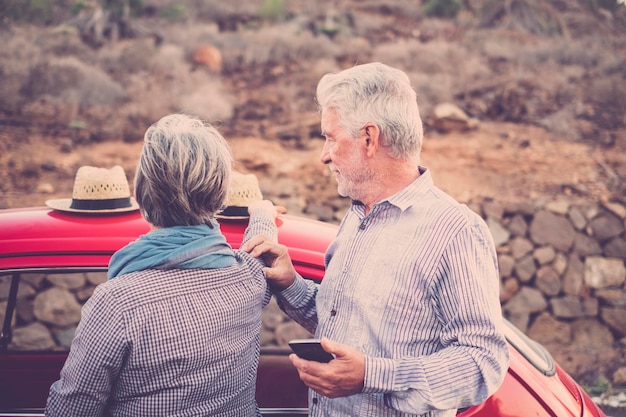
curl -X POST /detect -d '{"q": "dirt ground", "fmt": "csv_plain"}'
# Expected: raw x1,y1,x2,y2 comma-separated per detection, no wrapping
2,119,624,211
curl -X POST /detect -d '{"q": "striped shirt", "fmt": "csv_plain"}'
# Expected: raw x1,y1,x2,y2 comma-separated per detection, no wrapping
45,214,276,417
276,167,510,417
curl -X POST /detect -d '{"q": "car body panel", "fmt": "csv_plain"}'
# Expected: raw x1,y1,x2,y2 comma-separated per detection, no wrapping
0,207,606,417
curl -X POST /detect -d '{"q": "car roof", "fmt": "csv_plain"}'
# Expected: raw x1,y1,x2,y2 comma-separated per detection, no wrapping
0,207,336,280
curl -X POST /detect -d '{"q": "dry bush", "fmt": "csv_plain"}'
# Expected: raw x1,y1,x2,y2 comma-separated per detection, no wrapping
0,27,42,113
97,37,161,75
103,43,234,139
174,75,235,123
22,56,126,107
587,75,626,130
371,38,491,113
37,28,97,63
513,36,618,70
163,21,221,54
357,0,423,21
214,25,342,73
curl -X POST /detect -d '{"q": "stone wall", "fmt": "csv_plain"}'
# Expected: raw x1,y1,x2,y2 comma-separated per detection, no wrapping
472,198,626,388
1,198,625,388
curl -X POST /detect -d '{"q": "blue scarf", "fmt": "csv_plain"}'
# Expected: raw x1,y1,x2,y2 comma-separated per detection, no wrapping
107,224,237,279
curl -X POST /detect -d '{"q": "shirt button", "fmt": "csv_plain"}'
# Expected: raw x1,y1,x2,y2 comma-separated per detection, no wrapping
312,397,319,404
359,223,366,230
330,309,337,316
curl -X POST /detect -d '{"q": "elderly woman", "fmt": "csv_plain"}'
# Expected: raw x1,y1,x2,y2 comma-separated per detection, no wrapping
46,113,279,417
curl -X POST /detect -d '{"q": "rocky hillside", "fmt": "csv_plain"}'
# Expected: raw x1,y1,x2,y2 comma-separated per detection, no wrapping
1,0,625,211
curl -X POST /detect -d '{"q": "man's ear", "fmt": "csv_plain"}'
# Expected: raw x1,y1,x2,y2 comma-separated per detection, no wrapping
363,123,380,157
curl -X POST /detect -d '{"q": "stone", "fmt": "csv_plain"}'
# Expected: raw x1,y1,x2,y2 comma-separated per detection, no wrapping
568,206,587,231
46,273,86,290
603,237,626,259
0,301,16,328
33,287,82,327
75,286,96,303
514,255,536,283
533,246,556,265
52,326,77,348
562,253,584,296
588,211,624,242
483,200,505,221
0,276,36,300
528,312,571,345
552,252,568,275
529,210,576,252
506,313,530,333
601,307,626,337
550,296,583,319
274,321,313,347
260,327,275,346
545,200,570,215
500,277,519,303
573,233,602,257
11,322,56,350
191,44,223,73
510,237,534,260
535,265,561,296
596,289,626,307
487,218,510,247
582,297,599,317
262,298,288,330
507,214,528,237
584,256,626,289
431,102,479,133
613,367,626,385
86,272,107,285
503,286,548,315
498,254,515,278
505,201,536,216
571,319,614,347
583,204,602,221
602,201,626,219
20,273,47,288
16,298,35,323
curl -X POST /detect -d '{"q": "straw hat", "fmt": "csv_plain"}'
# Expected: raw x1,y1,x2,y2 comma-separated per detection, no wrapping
46,165,139,213
215,171,263,220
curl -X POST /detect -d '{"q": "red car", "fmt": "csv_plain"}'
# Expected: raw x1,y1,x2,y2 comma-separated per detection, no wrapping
0,207,607,417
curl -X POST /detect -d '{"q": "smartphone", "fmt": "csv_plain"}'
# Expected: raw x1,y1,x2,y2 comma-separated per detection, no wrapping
288,338,335,363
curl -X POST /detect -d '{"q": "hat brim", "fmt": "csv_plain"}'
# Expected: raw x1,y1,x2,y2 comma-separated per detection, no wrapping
45,198,140,214
215,205,249,220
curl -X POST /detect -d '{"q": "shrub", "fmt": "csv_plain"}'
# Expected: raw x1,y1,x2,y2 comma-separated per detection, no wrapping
423,0,463,19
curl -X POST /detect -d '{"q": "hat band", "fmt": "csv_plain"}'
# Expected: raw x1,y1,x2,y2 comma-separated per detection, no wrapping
70,197,133,211
219,206,248,217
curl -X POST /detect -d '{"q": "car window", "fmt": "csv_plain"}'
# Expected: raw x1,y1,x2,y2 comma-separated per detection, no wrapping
503,319,556,376
1,269,312,352
0,270,107,352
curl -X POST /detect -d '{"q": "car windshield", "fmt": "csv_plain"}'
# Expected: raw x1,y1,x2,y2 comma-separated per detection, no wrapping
503,319,555,376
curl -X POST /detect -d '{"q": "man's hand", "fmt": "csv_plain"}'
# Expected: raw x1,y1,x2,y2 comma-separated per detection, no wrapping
241,235,296,290
289,337,365,398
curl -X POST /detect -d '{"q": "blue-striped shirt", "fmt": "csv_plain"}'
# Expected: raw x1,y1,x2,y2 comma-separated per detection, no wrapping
276,168,510,417
45,213,277,417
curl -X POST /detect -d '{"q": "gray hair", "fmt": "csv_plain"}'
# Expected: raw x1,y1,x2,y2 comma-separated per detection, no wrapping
316,62,423,162
135,113,232,227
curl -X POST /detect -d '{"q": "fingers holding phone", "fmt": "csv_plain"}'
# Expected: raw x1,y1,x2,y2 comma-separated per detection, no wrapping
289,338,335,363
288,337,365,398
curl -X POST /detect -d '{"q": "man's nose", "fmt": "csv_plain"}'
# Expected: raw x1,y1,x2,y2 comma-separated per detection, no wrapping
320,141,330,165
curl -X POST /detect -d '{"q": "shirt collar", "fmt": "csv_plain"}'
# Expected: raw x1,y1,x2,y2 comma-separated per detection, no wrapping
380,166,432,212
350,167,433,214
